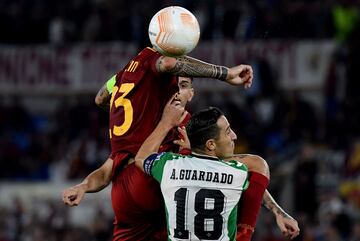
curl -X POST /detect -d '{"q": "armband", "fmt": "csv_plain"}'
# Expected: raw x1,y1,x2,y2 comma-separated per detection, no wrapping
106,75,116,94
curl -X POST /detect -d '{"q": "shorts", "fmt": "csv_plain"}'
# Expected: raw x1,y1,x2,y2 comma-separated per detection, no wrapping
110,153,167,241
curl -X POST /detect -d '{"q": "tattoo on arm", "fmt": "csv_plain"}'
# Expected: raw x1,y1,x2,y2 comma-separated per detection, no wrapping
230,155,289,219
166,56,228,81
95,85,110,111
263,190,291,219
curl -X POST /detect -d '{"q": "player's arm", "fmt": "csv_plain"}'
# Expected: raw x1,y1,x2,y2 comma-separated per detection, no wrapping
227,154,269,240
232,154,270,177
62,157,113,206
135,97,186,171
231,154,299,239
262,190,300,239
156,56,253,88
95,75,116,111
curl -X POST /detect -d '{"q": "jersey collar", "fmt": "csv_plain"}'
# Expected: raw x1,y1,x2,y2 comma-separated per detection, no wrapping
191,152,220,161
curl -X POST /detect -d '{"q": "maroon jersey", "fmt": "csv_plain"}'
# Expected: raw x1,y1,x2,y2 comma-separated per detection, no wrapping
109,47,178,158
159,112,191,153
108,47,178,241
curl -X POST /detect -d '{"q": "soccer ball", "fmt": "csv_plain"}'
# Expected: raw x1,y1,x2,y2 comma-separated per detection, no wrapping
148,6,200,57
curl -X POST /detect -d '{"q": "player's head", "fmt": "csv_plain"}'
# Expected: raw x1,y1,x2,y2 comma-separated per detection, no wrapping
175,76,194,107
186,107,237,158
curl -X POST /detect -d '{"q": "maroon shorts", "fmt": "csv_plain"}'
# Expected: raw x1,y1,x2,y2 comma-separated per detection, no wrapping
110,153,167,241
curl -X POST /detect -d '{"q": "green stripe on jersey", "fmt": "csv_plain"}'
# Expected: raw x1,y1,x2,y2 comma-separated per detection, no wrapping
227,205,238,240
222,160,248,172
242,178,249,191
222,160,249,190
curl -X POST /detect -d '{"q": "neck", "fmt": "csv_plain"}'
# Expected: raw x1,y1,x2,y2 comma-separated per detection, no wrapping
192,149,216,158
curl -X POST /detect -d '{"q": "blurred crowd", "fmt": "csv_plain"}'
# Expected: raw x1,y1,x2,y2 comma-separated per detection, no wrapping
0,197,113,241
0,0,360,45
0,96,109,181
1,0,360,240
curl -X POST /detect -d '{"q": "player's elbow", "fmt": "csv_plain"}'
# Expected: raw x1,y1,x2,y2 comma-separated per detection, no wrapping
95,95,103,106
134,157,144,170
159,56,177,72
95,94,109,108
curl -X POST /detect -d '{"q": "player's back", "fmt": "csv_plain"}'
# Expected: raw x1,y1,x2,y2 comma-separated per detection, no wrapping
109,48,178,241
154,152,249,241
109,47,178,156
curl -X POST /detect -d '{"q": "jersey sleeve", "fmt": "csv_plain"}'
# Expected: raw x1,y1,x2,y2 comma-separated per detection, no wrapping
242,173,249,191
237,162,249,191
143,152,173,182
224,160,250,191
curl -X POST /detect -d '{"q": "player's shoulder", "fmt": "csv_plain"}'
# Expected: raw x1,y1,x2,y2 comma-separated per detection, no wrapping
232,154,265,162
166,152,187,160
115,70,124,81
156,152,184,161
135,47,161,61
221,159,248,172
229,154,268,173
125,47,161,74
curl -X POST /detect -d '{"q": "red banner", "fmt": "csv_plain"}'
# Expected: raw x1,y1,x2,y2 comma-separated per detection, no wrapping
0,41,336,94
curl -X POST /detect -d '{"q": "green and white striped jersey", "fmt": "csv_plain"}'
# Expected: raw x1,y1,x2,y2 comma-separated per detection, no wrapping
143,152,249,241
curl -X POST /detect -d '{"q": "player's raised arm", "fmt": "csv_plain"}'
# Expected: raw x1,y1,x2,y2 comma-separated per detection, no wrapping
156,55,253,89
135,97,187,171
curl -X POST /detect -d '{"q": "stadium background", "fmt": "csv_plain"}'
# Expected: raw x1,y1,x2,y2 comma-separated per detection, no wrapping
0,0,360,240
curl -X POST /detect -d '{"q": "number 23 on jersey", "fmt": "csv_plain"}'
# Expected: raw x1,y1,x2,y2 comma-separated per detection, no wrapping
109,60,139,138
109,83,135,137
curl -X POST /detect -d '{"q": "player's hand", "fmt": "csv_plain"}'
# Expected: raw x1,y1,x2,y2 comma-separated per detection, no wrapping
174,126,191,150
62,184,86,207
275,213,300,239
226,64,253,89
161,94,187,128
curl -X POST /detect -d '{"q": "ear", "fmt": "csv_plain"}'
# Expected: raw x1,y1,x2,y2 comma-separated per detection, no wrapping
188,88,194,102
205,139,216,151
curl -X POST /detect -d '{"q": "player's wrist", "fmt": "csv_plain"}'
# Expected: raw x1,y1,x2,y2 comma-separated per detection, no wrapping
78,181,89,192
274,208,290,219
217,66,228,81
158,120,175,131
